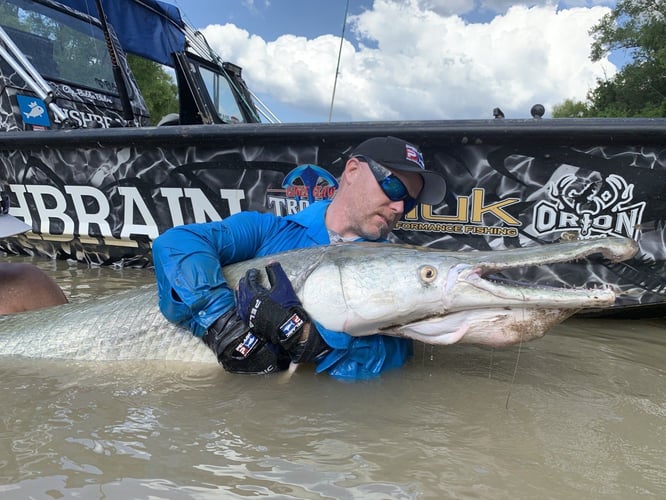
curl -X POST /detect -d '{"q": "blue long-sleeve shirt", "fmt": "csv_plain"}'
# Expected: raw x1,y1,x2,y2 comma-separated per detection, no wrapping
152,200,412,379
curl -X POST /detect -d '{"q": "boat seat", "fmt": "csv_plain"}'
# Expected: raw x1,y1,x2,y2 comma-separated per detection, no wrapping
156,113,180,126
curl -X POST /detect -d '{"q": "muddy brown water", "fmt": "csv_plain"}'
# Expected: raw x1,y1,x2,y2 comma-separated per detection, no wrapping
0,255,664,499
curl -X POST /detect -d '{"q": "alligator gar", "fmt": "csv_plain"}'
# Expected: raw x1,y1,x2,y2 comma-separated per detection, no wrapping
0,237,638,361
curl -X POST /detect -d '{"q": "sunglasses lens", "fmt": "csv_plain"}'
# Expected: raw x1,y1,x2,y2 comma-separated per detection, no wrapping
379,176,406,200
359,156,419,212
403,196,417,213
380,176,417,212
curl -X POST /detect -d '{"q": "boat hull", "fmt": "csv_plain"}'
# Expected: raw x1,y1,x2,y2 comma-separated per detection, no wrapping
1,119,665,315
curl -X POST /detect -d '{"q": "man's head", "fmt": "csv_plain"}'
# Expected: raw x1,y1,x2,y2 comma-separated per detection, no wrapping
327,136,446,241
350,136,446,206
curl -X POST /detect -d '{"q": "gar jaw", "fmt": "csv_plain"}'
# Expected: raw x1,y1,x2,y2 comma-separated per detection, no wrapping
451,263,616,307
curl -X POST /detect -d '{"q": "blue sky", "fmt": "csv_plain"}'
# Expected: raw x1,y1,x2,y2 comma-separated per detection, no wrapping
174,1,372,46
171,1,623,123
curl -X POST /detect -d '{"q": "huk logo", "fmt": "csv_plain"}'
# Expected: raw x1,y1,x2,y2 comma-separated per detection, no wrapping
269,164,338,216
532,174,645,239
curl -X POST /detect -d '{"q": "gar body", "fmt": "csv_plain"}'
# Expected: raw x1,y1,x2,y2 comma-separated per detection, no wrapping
0,237,638,361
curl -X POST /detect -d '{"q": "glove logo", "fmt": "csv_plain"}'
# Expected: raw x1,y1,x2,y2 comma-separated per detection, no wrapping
248,298,263,328
234,332,260,358
280,313,305,340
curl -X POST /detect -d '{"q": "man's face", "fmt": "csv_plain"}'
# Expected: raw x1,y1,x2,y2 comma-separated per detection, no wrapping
347,158,423,240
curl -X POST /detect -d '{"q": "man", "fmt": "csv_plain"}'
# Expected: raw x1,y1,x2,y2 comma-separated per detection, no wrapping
0,197,68,314
152,136,447,379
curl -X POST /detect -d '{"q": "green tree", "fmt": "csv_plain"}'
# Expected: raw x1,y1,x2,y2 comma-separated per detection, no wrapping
127,54,178,124
585,0,666,117
552,98,590,118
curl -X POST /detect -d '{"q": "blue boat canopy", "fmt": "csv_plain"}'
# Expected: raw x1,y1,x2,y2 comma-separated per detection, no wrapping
56,0,186,66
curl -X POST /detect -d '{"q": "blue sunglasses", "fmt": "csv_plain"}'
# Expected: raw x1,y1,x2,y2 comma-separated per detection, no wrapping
355,156,418,213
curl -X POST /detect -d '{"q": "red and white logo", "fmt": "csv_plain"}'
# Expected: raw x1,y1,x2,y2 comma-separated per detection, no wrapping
405,144,425,169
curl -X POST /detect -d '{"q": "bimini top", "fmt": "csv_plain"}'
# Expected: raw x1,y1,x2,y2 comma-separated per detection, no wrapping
54,0,186,66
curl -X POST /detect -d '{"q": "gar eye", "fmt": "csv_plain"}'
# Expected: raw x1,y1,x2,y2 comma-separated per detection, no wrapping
419,265,437,283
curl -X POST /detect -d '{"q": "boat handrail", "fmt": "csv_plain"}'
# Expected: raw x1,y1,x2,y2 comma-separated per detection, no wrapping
0,24,71,125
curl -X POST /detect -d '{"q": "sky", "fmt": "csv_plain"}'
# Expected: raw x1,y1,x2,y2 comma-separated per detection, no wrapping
170,0,623,123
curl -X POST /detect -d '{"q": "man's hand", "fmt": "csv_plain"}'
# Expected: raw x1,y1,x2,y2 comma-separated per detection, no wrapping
236,262,308,349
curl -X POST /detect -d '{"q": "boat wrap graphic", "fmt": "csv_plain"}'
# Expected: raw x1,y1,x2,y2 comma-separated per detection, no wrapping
0,123,665,313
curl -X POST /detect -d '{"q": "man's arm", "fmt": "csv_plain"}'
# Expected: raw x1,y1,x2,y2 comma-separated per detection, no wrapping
236,262,330,364
236,262,412,378
152,212,295,374
313,324,413,380
202,308,290,374
152,212,278,336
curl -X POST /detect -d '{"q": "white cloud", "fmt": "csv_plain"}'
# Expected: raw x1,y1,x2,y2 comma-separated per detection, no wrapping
402,0,614,17
201,0,616,121
480,1,613,13
416,0,476,16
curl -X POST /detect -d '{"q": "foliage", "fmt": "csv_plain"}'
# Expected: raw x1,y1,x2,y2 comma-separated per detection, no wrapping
552,99,590,118
127,55,179,124
589,0,666,64
555,0,666,117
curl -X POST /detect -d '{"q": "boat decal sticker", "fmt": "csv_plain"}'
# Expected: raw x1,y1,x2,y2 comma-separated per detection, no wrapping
16,95,50,128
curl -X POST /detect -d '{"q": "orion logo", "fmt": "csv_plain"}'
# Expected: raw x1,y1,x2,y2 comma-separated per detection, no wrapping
269,164,338,216
532,174,645,239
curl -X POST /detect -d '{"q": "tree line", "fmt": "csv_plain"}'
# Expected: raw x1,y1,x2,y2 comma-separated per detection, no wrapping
553,0,666,118
126,55,178,125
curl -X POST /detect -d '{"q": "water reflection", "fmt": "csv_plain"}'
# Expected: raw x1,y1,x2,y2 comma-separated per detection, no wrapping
6,255,155,301
0,255,665,498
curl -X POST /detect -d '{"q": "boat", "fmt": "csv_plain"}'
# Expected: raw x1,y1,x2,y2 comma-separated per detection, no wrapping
0,0,665,317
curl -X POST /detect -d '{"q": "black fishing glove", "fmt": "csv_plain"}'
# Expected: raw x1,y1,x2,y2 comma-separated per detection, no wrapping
236,262,308,351
203,308,290,374
288,322,331,364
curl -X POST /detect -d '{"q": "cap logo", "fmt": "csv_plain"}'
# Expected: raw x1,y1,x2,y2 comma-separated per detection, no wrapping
405,144,425,169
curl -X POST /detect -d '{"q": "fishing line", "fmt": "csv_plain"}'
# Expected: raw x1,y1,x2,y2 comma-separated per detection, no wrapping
505,289,528,408
505,338,522,409
419,342,435,367
328,0,350,122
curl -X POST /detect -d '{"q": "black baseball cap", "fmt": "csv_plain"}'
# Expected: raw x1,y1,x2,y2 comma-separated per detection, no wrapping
351,136,446,205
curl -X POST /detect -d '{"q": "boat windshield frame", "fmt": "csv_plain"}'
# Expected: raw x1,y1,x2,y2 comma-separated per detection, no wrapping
0,0,126,97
